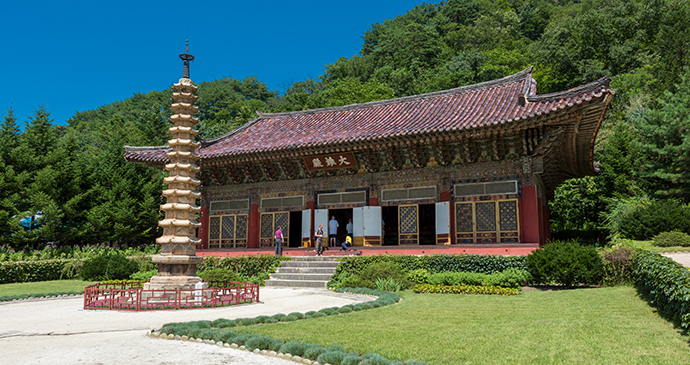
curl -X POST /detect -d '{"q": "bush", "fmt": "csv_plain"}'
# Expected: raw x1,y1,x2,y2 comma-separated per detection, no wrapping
227,332,251,346
279,341,307,356
616,199,690,240
245,335,273,351
130,269,157,281
342,353,364,365
526,240,603,286
269,338,284,351
197,255,286,279
486,268,533,288
406,268,429,284
375,277,403,292
361,353,392,365
330,254,527,288
414,284,519,295
198,268,243,283
211,318,236,328
600,245,637,285
0,259,77,284
633,251,690,329
80,251,138,281
304,346,327,360
652,231,690,247
340,261,411,290
318,351,347,365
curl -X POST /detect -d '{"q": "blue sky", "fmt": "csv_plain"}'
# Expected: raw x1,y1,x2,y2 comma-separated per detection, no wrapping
2,0,424,126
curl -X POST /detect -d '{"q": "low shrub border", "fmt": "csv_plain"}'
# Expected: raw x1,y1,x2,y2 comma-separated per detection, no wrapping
155,288,423,365
0,291,83,302
413,284,519,295
0,259,79,284
632,251,690,329
330,254,527,289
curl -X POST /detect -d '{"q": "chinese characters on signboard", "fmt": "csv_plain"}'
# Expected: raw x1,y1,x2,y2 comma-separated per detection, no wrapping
303,152,357,172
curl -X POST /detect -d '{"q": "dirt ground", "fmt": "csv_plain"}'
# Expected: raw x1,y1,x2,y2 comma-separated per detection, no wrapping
0,287,373,365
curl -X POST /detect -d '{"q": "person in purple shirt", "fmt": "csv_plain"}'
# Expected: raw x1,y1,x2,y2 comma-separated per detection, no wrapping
275,226,284,256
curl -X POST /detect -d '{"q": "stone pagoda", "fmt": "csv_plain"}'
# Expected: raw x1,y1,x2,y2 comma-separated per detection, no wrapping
145,42,204,290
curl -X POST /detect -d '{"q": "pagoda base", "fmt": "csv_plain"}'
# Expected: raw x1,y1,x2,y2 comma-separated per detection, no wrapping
144,275,206,291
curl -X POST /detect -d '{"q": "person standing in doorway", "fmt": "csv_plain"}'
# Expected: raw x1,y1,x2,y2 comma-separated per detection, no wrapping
314,224,324,256
346,218,353,238
274,226,284,256
328,216,339,247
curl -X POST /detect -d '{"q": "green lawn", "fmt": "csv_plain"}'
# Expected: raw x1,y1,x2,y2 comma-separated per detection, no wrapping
233,287,690,365
627,240,690,253
0,280,96,296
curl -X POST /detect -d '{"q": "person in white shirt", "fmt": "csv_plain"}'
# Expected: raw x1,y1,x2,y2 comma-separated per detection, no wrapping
328,216,339,247
346,218,353,237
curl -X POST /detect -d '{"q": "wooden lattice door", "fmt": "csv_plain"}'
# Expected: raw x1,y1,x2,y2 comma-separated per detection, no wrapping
399,204,419,245
260,212,290,248
454,200,519,243
209,214,248,248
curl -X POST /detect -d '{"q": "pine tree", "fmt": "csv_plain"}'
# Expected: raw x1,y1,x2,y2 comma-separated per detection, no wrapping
634,68,690,200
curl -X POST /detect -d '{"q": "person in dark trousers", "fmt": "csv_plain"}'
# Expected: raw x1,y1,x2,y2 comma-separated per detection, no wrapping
328,216,339,247
341,235,353,251
314,224,324,256
274,226,284,256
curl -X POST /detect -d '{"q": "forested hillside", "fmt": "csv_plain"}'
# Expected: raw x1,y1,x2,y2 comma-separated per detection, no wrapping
2,0,689,248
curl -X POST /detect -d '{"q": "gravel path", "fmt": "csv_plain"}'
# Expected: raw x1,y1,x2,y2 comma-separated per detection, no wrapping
0,287,373,365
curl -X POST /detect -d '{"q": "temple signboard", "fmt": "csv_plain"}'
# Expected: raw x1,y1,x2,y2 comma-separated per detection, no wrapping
302,152,357,172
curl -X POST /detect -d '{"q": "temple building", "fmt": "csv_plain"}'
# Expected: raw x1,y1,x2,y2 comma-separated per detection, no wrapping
124,67,613,250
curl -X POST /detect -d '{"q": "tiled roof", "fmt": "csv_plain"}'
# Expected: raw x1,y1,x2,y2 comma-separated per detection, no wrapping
124,67,613,166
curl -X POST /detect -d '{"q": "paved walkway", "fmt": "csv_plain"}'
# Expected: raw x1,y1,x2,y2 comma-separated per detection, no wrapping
663,252,690,267
0,287,373,365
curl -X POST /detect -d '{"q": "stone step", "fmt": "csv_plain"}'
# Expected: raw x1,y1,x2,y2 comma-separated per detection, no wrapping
277,267,338,274
270,273,333,281
286,256,340,262
264,279,328,288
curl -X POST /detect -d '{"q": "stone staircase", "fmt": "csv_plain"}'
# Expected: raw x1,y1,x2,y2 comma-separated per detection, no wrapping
265,256,340,288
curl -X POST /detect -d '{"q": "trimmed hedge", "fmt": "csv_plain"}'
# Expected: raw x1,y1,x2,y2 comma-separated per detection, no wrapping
157,288,422,365
413,284,519,295
330,254,526,288
0,259,78,284
197,255,286,278
0,291,83,302
633,251,690,329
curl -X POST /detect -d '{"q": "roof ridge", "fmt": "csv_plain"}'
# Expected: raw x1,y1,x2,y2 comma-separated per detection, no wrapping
526,76,612,102
257,67,534,119
124,145,170,152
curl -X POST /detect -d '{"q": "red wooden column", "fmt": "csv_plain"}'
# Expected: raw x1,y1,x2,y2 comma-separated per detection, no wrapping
199,206,209,249
440,191,454,244
520,185,540,244
247,201,260,249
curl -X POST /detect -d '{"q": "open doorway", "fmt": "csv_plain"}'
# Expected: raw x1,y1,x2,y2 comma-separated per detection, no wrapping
288,211,302,247
419,204,436,245
327,208,352,247
382,206,397,246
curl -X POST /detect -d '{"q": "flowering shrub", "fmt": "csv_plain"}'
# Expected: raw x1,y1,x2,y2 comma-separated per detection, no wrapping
413,284,519,295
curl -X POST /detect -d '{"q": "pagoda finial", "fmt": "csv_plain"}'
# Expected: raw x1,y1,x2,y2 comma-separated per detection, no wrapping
179,38,194,79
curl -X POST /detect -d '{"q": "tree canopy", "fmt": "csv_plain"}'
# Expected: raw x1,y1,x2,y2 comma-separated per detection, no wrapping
3,0,690,248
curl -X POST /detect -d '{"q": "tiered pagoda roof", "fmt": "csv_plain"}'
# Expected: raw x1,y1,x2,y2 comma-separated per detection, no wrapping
125,67,614,191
